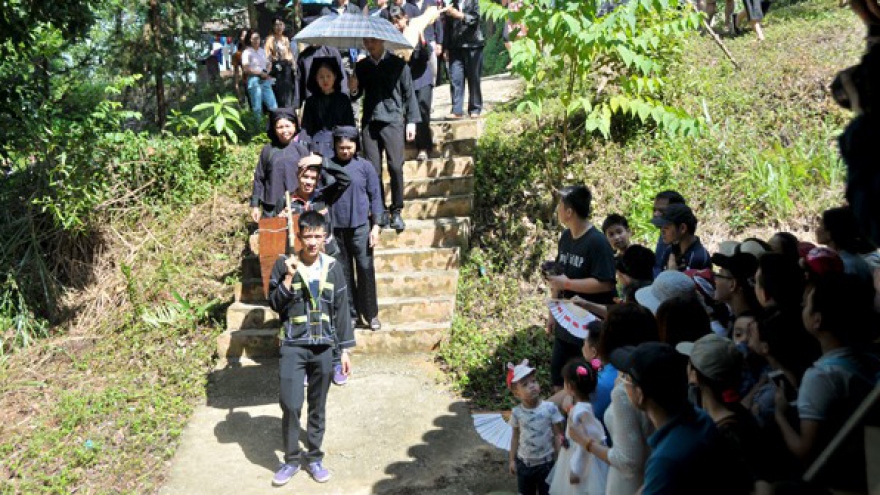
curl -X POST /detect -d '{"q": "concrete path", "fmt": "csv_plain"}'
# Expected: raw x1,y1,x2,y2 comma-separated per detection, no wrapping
430,73,523,120
160,353,516,495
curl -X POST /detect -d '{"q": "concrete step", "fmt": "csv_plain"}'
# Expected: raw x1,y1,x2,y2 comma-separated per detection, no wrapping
374,247,459,272
399,195,472,220
428,118,483,144
380,296,455,325
215,321,450,363
383,175,474,201
216,328,279,362
377,217,470,249
382,156,474,181
225,295,454,332
403,138,477,161
237,268,459,304
354,321,450,353
375,270,458,299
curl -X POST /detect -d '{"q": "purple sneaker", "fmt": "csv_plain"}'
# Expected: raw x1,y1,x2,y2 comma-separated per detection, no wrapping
306,461,331,483
272,463,300,486
332,364,348,386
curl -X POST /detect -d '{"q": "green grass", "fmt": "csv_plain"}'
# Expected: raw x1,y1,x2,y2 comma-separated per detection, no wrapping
0,140,258,493
439,0,861,408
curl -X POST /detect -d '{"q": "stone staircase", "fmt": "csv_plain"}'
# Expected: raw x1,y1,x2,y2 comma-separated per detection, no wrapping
217,118,482,363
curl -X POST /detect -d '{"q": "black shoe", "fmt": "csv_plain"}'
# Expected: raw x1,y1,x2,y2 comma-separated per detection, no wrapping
378,210,390,228
389,211,406,231
370,317,381,331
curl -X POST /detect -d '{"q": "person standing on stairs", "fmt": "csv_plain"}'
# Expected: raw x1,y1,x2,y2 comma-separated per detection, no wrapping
286,154,353,386
349,36,420,232
300,58,357,159
328,126,385,331
443,0,483,119
268,210,354,487
250,107,310,222
389,6,436,163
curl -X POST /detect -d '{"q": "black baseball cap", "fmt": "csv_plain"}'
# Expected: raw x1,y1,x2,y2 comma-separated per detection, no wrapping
609,342,688,400
711,252,759,282
650,203,697,228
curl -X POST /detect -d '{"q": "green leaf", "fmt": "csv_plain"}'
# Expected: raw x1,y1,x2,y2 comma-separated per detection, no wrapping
214,114,225,134
191,102,212,113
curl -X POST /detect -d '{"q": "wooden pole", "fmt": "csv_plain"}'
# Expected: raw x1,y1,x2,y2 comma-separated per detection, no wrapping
702,20,740,70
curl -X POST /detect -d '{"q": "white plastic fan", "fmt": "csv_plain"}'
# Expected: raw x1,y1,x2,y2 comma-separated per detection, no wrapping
546,298,598,340
472,412,513,451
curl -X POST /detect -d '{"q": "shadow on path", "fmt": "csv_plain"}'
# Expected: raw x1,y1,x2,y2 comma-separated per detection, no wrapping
371,401,514,495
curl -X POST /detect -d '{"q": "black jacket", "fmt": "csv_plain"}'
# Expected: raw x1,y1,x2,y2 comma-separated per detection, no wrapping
269,253,355,350
352,52,421,126
444,0,484,49
250,141,310,209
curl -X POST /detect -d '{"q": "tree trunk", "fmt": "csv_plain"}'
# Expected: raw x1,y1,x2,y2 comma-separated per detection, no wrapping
155,69,166,130
149,0,167,129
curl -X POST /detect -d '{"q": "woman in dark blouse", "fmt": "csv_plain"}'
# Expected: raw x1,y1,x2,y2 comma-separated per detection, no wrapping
249,107,309,222
300,58,356,159
329,126,384,331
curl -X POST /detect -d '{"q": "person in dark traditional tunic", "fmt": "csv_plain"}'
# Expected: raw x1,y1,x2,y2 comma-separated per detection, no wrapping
300,58,357,159
350,36,420,231
250,108,310,222
297,45,350,110
328,126,385,330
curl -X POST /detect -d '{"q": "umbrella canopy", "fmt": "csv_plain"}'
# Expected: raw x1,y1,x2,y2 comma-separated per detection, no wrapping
293,13,414,52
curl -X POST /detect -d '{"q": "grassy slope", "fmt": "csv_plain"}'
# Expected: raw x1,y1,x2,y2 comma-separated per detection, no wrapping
439,0,864,409
0,143,259,494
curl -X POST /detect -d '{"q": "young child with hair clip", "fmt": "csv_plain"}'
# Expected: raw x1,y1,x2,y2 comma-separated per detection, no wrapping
547,359,608,495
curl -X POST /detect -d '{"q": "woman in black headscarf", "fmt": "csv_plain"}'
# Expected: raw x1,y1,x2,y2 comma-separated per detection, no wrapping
300,57,357,159
329,126,385,330
249,107,310,222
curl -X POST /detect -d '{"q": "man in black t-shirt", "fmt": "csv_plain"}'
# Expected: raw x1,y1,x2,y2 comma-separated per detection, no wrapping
545,185,617,391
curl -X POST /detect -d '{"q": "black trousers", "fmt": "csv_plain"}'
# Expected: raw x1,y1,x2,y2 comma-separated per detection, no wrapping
515,458,553,495
448,47,483,116
334,224,378,322
551,335,584,388
415,85,433,151
362,121,405,212
279,345,333,465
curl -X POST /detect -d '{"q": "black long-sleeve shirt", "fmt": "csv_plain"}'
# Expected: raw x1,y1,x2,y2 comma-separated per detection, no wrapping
301,92,356,137
352,51,421,126
250,141,310,209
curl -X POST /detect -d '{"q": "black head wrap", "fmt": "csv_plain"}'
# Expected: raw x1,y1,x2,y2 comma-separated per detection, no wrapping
267,107,299,144
332,126,359,139
332,125,360,157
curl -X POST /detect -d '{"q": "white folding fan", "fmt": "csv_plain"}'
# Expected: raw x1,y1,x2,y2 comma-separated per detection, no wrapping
472,412,513,451
546,298,598,340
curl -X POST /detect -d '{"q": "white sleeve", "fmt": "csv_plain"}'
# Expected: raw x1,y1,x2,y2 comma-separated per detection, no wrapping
606,385,650,478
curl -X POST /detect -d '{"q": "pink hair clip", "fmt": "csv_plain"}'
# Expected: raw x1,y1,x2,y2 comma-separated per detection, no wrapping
576,366,588,377
590,359,602,371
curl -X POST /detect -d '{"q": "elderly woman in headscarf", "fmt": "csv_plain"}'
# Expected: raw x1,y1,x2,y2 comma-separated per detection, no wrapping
300,57,357,159
328,126,385,331
249,107,310,223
